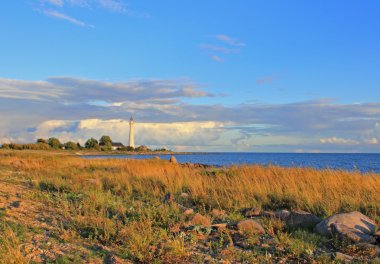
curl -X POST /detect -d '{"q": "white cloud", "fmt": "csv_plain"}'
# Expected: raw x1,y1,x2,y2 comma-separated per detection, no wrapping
42,0,65,7
98,0,126,12
1,76,380,152
211,55,224,62
200,34,244,62
42,10,94,27
33,119,227,149
320,137,359,145
214,34,245,47
364,137,378,145
0,78,66,100
199,44,239,54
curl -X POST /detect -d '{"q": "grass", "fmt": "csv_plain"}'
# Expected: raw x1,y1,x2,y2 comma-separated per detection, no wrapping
0,150,379,263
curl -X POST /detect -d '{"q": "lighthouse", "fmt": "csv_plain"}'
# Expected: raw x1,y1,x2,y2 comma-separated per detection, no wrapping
129,116,135,148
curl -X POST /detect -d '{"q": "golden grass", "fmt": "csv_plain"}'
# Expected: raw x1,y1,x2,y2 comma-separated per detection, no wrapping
1,150,379,262
1,150,379,219
0,224,31,264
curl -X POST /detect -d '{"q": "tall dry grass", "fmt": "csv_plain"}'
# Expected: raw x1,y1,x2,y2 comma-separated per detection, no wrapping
1,151,379,219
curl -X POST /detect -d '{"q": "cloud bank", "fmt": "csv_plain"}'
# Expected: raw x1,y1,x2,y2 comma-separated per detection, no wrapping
0,77,379,152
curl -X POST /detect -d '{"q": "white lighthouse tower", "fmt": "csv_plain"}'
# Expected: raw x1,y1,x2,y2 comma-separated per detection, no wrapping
129,116,135,148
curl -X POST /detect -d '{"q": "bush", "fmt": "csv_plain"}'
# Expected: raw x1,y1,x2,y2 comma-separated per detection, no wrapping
48,137,61,149
85,138,100,150
64,141,79,150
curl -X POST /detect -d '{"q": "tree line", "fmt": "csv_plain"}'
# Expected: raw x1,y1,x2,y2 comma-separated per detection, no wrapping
0,135,169,152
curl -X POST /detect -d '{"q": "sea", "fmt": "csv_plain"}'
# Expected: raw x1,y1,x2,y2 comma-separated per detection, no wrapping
83,153,380,174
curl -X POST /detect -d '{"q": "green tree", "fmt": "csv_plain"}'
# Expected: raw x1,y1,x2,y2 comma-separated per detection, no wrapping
64,141,78,150
99,135,112,146
85,138,99,149
99,135,112,151
125,146,134,151
36,138,48,144
48,137,61,149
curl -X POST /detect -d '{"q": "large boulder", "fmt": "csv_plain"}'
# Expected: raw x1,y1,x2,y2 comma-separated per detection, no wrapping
286,210,322,229
331,223,376,244
316,211,376,243
237,219,265,235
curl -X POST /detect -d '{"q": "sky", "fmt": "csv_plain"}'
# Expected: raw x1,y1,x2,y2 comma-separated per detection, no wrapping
1,0,380,152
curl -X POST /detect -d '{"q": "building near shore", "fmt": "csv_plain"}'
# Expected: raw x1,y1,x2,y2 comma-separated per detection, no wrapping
111,142,124,151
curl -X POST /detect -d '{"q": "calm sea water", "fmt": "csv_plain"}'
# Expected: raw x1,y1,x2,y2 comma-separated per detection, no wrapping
83,153,380,174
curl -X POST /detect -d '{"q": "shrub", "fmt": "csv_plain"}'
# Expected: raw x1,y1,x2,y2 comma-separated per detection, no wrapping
48,137,61,149
85,138,100,149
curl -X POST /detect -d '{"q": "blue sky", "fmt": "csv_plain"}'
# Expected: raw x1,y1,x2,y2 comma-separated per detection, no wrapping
1,1,380,152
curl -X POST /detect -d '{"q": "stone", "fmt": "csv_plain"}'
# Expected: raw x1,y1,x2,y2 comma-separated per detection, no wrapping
241,208,261,218
176,203,194,215
285,210,322,229
237,219,265,235
191,213,211,227
169,155,178,164
180,192,189,198
260,209,291,220
211,209,226,218
316,211,376,239
274,209,291,220
331,252,353,262
183,209,194,215
331,223,376,244
260,211,275,218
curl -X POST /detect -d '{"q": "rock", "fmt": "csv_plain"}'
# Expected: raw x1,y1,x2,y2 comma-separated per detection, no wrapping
260,209,290,220
211,209,226,218
191,213,211,227
331,223,376,244
274,209,291,220
331,252,353,262
316,211,376,239
177,204,194,215
237,219,265,235
260,211,275,218
183,209,194,215
180,192,189,198
241,208,261,218
169,155,178,164
286,210,322,229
